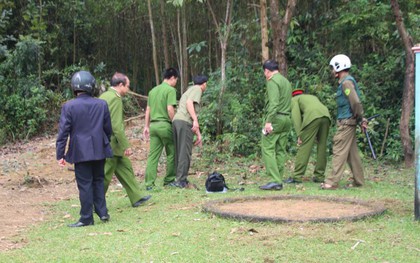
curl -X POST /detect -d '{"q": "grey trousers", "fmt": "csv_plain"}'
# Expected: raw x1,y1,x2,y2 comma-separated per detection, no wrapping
173,120,194,183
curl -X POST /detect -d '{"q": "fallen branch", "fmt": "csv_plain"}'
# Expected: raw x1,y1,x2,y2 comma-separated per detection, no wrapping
128,91,148,100
124,114,145,123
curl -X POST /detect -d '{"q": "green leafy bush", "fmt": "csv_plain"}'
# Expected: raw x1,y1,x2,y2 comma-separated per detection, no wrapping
0,36,63,144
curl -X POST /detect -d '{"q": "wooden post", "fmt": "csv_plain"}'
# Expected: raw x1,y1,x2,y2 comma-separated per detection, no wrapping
413,45,420,220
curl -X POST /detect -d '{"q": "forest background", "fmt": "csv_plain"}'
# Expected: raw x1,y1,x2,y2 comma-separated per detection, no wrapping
0,0,418,167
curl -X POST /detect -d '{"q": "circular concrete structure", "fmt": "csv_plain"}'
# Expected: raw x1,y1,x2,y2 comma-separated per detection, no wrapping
203,195,386,223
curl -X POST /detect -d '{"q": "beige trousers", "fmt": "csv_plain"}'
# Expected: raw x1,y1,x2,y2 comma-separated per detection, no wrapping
325,123,364,186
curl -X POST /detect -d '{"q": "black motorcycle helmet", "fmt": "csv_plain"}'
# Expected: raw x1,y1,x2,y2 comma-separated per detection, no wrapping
71,71,96,95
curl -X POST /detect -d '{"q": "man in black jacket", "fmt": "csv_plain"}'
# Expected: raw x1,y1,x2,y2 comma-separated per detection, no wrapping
56,71,113,227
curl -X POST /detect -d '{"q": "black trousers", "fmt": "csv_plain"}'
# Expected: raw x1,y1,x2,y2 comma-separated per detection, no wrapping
74,159,108,224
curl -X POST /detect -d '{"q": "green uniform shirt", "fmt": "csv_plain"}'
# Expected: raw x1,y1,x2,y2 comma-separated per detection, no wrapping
264,72,292,123
291,94,331,136
100,88,129,156
173,85,202,124
147,82,177,122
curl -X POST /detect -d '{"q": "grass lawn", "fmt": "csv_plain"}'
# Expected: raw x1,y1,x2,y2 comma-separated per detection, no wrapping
1,153,419,263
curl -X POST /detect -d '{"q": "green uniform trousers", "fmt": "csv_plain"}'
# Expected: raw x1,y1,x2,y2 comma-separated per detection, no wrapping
145,121,175,187
325,123,364,187
173,120,193,183
261,116,292,184
104,156,143,206
293,117,330,182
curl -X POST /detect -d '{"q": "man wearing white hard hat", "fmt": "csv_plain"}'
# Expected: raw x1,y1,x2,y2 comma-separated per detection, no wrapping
321,54,367,190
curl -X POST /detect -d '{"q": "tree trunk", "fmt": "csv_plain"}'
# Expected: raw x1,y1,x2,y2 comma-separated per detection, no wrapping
181,3,189,93
148,0,160,85
73,19,76,64
391,0,415,168
207,0,233,135
176,9,185,94
268,0,296,76
260,0,269,62
268,0,281,63
160,0,169,69
38,0,42,80
168,13,181,91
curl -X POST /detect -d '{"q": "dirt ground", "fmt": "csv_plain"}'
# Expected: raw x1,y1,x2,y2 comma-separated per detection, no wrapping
0,119,149,251
216,199,380,221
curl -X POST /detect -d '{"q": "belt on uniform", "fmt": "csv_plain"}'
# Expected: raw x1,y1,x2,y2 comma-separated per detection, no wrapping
337,118,357,126
277,112,289,116
150,120,171,124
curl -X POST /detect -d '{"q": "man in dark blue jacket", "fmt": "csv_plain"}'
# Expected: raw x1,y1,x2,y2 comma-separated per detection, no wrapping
56,71,113,227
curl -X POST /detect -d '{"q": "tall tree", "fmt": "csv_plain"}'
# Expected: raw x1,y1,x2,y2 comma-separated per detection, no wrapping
160,0,169,69
391,0,415,168
167,0,191,94
268,0,296,76
181,3,189,93
148,0,160,85
260,0,269,62
207,0,234,135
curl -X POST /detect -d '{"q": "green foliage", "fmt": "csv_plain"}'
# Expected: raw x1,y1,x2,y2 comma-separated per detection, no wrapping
200,61,266,157
199,0,410,162
167,0,205,7
0,36,62,144
0,0,416,162
285,0,410,163
0,76,61,143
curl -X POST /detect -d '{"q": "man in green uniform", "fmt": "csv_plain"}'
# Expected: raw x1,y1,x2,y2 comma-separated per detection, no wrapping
259,60,292,191
284,89,331,184
100,72,151,207
171,75,208,189
321,54,367,190
143,68,178,190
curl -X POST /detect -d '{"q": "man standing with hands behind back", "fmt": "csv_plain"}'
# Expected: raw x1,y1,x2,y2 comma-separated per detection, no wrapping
321,54,367,190
100,72,151,207
143,68,178,190
259,60,292,191
56,70,112,227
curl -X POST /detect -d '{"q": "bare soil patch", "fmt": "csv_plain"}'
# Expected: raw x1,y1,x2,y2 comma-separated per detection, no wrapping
0,136,77,251
0,119,148,251
204,195,386,223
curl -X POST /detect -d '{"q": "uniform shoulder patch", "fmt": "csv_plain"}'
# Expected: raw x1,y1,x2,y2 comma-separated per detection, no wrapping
344,88,351,96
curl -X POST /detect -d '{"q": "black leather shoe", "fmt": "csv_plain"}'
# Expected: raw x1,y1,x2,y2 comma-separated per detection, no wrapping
259,182,283,190
177,181,189,188
100,214,110,222
133,195,152,207
312,177,324,183
163,181,175,186
283,178,302,184
166,181,185,188
167,181,197,189
67,221,93,228
166,182,178,187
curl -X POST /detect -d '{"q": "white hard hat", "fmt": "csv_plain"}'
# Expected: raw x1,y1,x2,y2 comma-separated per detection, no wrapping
329,54,351,72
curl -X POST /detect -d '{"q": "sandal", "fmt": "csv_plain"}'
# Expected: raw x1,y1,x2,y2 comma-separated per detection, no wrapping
320,183,338,190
